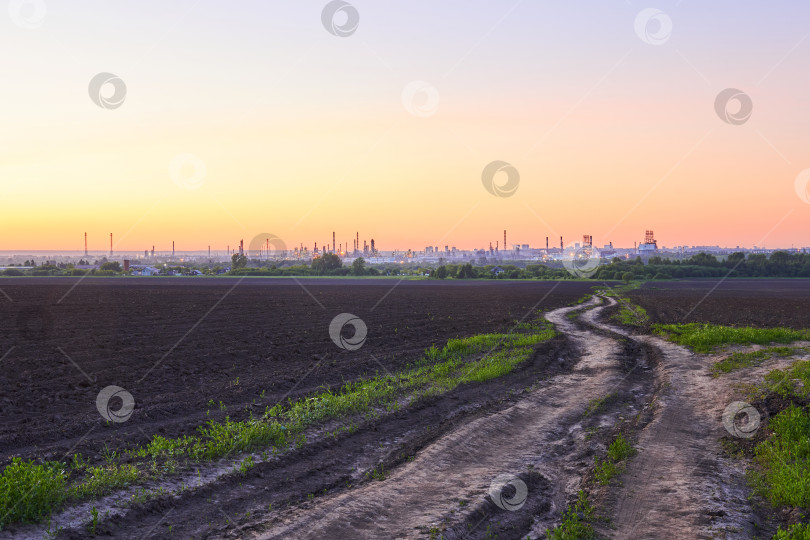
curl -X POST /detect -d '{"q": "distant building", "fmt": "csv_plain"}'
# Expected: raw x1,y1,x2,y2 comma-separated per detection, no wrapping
638,230,658,254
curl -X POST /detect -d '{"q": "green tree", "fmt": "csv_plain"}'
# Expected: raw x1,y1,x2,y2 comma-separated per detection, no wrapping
434,266,448,279
456,263,475,279
351,257,366,276
100,261,121,272
621,271,634,283
312,253,342,274
231,253,247,269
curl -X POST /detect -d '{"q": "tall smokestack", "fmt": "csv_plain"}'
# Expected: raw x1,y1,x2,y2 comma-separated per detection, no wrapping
504,230,506,252
109,233,113,257
332,232,336,253
84,232,88,256
560,236,563,250
172,241,175,257
546,236,548,250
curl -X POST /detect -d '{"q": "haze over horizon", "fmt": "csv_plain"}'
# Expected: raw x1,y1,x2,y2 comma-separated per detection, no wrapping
3,1,809,251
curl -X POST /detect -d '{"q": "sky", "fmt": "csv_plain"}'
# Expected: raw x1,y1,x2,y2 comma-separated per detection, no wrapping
1,0,809,252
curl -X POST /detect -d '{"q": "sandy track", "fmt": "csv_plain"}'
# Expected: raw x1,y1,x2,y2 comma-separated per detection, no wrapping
591,297,761,539
252,297,629,539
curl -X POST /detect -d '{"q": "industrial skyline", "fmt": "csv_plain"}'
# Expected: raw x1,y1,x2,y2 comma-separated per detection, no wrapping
2,228,805,261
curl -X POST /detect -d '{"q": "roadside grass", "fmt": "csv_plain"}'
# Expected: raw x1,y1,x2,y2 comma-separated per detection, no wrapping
598,283,649,327
593,435,635,486
545,490,595,539
0,459,66,529
615,302,649,327
0,318,557,529
760,359,810,402
749,405,810,509
774,523,810,539
736,359,810,539
653,323,810,354
582,393,616,418
711,347,801,376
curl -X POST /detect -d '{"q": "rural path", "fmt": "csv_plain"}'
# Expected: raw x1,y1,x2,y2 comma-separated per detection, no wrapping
590,295,759,539
253,297,632,539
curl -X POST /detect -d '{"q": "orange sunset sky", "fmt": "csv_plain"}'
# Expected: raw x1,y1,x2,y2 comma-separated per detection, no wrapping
1,1,809,252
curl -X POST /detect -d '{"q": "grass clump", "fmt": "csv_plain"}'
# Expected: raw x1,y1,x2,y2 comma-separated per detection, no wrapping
761,360,810,401
594,435,635,485
653,324,810,353
749,405,810,509
773,523,810,539
712,347,798,376
545,490,595,539
0,458,66,529
70,464,139,500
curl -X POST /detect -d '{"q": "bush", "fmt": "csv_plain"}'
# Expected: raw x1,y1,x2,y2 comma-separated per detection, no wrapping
621,272,634,283
2,269,23,276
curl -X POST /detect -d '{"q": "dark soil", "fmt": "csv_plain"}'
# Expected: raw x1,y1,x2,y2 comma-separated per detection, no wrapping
0,278,594,464
627,279,810,327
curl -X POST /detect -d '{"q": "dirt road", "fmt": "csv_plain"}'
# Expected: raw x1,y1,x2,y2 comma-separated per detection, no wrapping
250,296,643,539
590,298,761,539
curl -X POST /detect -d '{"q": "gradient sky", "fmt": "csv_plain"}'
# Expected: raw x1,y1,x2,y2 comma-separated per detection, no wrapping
2,1,809,252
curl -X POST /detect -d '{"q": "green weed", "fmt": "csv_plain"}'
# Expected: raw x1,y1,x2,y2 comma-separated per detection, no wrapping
654,324,810,353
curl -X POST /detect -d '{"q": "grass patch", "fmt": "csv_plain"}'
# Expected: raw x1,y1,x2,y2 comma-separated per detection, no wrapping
593,435,635,486
749,405,810,509
653,324,810,353
760,360,810,402
774,523,810,539
614,302,649,327
712,347,800,376
545,490,595,539
583,393,616,418
69,464,139,500
599,283,649,327
0,458,66,529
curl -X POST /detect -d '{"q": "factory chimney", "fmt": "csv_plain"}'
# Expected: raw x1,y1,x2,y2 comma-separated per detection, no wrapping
172,241,175,257
332,232,336,253
560,236,563,250
504,230,506,252
85,232,88,256
109,233,113,257
546,236,548,250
